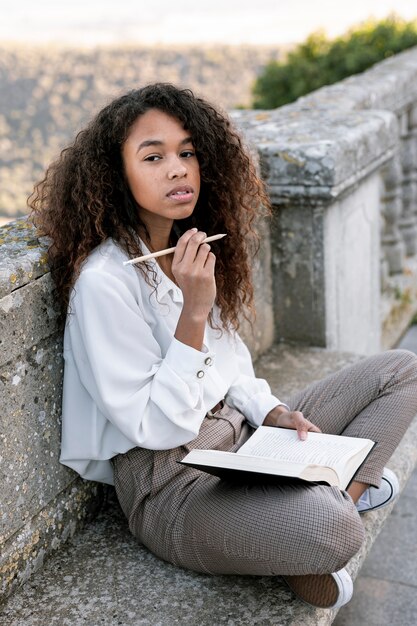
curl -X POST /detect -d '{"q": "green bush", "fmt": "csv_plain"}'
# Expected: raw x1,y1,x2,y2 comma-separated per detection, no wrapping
253,14,417,109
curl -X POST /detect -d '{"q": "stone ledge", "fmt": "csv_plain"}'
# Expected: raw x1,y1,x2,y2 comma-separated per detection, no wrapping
0,219,48,299
232,108,397,205
0,478,103,600
1,345,416,625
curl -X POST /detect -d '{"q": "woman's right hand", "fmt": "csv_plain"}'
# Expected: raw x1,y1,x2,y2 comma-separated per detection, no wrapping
172,229,217,320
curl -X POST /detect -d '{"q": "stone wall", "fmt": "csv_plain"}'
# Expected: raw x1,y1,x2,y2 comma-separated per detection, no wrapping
0,221,102,599
2,46,417,602
233,46,417,352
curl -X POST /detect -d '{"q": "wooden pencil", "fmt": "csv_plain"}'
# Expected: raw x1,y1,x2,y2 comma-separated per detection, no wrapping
123,233,227,265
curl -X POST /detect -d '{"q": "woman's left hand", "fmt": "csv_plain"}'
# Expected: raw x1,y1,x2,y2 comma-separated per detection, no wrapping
263,405,321,441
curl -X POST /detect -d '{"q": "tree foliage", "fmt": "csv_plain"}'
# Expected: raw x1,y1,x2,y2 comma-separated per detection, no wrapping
253,14,417,109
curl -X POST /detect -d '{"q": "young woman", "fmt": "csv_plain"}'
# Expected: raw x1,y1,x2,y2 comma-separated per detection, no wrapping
30,83,417,610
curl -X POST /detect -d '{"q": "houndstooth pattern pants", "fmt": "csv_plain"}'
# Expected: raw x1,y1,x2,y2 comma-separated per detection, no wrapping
113,349,417,576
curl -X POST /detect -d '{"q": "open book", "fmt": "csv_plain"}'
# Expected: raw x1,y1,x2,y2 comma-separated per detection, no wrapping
180,426,376,489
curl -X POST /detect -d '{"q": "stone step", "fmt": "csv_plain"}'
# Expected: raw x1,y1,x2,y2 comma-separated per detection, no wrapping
1,344,416,626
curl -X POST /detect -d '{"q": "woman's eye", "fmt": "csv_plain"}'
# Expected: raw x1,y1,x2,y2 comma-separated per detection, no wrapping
181,150,195,158
144,155,161,162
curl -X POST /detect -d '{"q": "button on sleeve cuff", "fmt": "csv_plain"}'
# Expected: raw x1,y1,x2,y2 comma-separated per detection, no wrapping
163,337,216,379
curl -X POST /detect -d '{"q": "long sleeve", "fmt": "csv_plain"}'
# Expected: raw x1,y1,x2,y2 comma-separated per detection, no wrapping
65,268,214,451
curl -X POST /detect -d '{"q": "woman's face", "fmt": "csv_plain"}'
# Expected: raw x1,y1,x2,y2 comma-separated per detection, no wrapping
122,109,201,232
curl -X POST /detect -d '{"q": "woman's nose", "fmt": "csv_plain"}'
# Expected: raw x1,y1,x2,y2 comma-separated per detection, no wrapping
167,157,187,179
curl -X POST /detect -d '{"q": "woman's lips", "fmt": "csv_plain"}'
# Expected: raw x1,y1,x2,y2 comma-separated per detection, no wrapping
167,186,194,202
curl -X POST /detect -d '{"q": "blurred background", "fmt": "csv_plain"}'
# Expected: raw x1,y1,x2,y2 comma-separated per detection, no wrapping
2,0,416,46
1,0,416,225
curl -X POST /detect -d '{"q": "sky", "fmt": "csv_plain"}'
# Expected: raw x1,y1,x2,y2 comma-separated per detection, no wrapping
0,0,416,46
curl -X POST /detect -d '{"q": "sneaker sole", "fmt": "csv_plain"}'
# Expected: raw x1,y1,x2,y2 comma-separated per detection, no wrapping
283,568,353,609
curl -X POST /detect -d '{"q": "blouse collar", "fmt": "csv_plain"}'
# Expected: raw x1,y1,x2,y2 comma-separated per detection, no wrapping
137,238,183,304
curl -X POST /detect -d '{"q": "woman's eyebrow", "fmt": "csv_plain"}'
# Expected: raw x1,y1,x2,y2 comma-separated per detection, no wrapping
136,136,193,153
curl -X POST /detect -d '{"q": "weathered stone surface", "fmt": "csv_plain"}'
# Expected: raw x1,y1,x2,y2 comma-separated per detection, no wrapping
1,338,67,543
381,255,417,350
233,108,397,205
0,219,49,299
231,48,417,351
0,311,103,602
230,67,406,353
322,173,381,354
240,216,275,359
0,491,330,626
0,273,61,368
0,218,104,603
0,478,102,600
270,201,327,347
269,171,382,353
254,343,363,399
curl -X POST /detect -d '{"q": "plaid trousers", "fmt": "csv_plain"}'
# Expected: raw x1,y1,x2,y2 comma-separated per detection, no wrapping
113,349,417,576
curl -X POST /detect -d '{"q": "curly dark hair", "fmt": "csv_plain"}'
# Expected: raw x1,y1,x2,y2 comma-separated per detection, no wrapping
29,83,271,331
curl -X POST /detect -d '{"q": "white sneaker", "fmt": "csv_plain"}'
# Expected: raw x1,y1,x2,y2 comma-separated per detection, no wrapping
356,467,400,513
283,568,353,609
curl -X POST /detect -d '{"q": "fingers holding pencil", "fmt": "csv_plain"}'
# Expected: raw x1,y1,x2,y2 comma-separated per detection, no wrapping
172,228,204,264
172,229,217,316
123,232,227,265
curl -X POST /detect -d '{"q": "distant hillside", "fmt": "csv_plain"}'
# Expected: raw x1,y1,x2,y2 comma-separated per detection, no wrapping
0,43,287,222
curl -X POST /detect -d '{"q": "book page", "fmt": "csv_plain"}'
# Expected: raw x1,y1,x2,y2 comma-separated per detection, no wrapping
237,427,370,468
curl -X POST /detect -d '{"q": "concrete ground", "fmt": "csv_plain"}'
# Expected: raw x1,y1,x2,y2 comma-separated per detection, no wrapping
334,327,417,626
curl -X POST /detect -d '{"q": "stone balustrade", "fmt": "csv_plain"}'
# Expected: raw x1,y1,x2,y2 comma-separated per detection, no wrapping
232,45,417,353
2,46,417,605
233,106,395,354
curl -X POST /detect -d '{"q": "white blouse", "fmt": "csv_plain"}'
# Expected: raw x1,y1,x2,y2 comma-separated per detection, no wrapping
60,238,283,484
